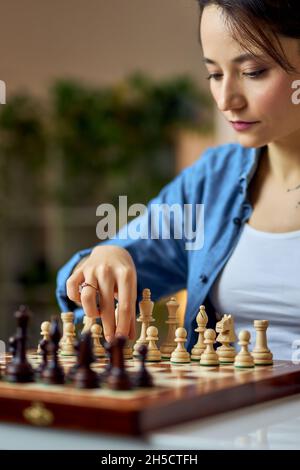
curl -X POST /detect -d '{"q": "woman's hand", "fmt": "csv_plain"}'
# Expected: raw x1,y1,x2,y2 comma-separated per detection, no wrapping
66,246,137,342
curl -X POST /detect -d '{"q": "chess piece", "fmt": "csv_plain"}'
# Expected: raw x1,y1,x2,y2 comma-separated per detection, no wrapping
8,336,18,358
60,322,76,356
42,317,65,384
160,297,179,359
113,305,132,359
216,314,237,364
234,330,255,368
81,315,97,334
133,289,155,358
60,312,74,349
145,326,161,362
191,305,208,361
72,332,99,389
6,306,34,383
35,338,49,379
101,340,113,381
66,339,80,381
200,329,219,367
134,344,154,388
170,327,190,364
123,341,133,360
91,323,106,357
37,321,51,354
106,336,132,391
252,320,273,365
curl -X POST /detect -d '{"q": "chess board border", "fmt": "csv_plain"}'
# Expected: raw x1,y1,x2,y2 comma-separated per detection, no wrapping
1,358,300,435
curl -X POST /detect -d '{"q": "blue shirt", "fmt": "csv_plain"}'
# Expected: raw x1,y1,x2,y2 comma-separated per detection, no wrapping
56,142,262,351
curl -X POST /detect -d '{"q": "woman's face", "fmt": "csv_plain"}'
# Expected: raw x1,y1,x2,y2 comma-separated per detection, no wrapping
200,5,300,148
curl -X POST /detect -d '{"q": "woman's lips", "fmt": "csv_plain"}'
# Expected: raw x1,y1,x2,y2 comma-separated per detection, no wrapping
230,121,260,131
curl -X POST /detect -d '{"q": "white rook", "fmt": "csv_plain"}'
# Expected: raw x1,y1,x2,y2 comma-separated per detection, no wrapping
252,320,273,365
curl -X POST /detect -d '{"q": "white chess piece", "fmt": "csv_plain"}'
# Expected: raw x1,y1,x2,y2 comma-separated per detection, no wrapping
133,289,155,357
200,329,219,367
81,315,97,334
170,327,190,364
91,323,105,357
146,326,161,362
160,297,179,359
191,305,208,361
252,320,273,365
216,314,237,364
60,311,74,348
60,322,76,356
37,321,51,354
234,330,255,368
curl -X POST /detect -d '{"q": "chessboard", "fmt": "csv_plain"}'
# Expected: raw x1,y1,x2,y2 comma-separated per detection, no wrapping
1,352,300,436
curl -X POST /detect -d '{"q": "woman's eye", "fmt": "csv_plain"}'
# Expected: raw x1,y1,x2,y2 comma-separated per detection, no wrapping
206,69,267,81
206,73,223,81
243,69,267,78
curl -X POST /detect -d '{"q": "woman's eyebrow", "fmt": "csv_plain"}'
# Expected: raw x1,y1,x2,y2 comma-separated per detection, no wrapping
202,52,265,65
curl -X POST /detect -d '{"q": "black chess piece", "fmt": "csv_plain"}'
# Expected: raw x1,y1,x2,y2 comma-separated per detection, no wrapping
101,340,113,382
134,344,154,388
66,338,80,382
41,317,64,385
106,336,132,391
6,305,34,383
72,332,99,389
35,339,49,379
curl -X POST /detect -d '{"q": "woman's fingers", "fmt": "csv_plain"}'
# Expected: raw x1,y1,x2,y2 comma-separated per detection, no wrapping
66,269,85,304
79,273,100,319
96,266,116,342
115,267,137,338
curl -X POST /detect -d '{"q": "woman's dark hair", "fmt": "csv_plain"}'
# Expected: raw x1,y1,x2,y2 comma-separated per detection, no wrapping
197,1,300,73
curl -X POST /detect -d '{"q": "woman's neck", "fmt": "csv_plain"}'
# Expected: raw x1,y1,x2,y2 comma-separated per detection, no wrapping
265,130,300,189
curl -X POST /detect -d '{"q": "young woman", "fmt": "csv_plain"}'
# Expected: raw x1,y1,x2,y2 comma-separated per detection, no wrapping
56,1,300,359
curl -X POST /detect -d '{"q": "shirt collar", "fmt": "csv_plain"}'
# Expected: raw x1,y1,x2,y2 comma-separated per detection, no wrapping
240,145,266,189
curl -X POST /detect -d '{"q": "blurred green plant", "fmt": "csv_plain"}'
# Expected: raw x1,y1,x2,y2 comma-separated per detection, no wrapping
0,73,213,289
51,73,213,206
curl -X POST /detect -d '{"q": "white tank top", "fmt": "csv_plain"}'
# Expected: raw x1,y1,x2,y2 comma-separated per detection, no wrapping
209,223,300,360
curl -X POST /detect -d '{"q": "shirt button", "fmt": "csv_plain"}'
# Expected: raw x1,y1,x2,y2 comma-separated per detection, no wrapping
239,186,244,194
233,217,242,226
200,274,208,283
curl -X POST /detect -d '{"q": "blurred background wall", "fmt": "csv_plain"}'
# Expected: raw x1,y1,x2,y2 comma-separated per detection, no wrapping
0,0,235,345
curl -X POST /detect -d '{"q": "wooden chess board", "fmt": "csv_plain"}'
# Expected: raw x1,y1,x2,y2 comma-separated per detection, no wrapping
1,353,300,435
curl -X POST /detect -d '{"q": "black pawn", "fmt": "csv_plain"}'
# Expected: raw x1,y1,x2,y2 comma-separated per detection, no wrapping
106,336,132,391
42,317,64,385
134,345,154,388
101,340,113,381
72,332,99,389
66,338,80,381
35,339,49,379
6,306,34,383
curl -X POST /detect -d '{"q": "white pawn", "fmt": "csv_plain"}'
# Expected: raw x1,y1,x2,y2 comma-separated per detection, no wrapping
146,326,161,362
37,321,51,354
91,323,105,357
81,315,97,334
170,327,190,364
60,322,76,356
200,329,219,367
234,330,255,368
